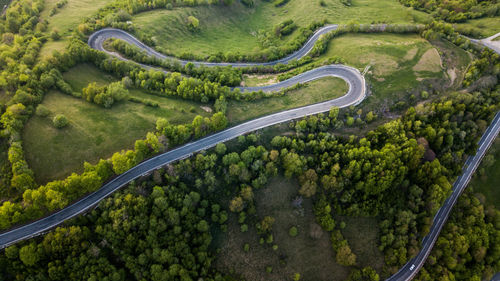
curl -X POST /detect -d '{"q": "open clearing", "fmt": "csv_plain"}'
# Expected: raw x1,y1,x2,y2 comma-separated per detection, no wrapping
216,176,349,281
454,16,500,38
228,77,348,125
131,0,429,58
314,33,472,110
470,136,500,207
23,64,208,183
215,176,383,280
38,0,113,58
319,33,443,85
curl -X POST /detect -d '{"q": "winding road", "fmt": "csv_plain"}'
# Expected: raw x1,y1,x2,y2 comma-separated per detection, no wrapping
1,25,499,281
0,25,366,249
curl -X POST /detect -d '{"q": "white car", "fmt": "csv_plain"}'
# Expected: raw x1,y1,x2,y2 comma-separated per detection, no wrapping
410,264,415,271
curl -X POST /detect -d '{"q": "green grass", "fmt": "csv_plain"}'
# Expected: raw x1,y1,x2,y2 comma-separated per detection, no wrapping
227,76,348,124
38,0,114,58
320,33,443,91
470,137,500,207
215,176,352,280
454,17,500,38
132,0,430,58
338,215,384,271
311,33,470,110
23,64,209,183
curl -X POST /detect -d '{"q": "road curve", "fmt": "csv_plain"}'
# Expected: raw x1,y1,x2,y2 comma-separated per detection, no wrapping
0,26,366,249
88,25,340,67
2,24,498,281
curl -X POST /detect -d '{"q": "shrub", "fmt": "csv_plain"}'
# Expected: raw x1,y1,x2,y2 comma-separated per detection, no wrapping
241,0,254,7
274,0,290,7
52,114,69,128
340,0,351,6
50,29,61,40
187,16,200,31
289,226,298,237
35,105,50,117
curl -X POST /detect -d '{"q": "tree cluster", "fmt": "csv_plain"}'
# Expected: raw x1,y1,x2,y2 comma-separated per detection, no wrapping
82,81,129,108
399,0,500,22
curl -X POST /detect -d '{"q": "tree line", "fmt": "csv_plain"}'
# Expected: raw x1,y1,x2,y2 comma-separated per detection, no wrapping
1,85,499,279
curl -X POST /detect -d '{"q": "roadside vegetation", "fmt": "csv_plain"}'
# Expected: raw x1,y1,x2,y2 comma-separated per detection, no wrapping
1,0,500,280
23,63,209,183
228,77,347,124
131,0,430,58
454,16,500,38
470,136,500,207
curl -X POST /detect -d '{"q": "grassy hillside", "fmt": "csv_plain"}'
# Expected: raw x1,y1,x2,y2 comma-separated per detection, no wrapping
39,0,114,58
454,16,500,38
23,64,209,183
132,0,430,58
228,77,348,124
314,33,470,109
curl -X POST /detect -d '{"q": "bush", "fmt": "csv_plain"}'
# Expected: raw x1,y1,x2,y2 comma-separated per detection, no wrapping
289,226,298,237
274,0,290,7
241,0,254,7
187,16,199,31
52,114,69,128
50,29,61,40
35,105,50,117
340,0,351,6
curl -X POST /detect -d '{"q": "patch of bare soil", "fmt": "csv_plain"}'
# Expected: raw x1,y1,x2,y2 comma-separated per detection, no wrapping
413,48,442,72
200,106,212,113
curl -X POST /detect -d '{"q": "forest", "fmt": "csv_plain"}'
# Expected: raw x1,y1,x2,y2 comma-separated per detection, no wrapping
0,0,499,280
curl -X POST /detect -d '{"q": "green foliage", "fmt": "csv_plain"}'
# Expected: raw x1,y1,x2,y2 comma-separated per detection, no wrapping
289,226,298,237
273,0,290,7
274,20,297,37
35,105,50,117
0,183,226,280
82,81,129,108
399,0,500,23
187,16,200,31
52,114,69,128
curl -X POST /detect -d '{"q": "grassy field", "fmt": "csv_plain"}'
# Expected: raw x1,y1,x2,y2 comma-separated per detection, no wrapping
470,137,500,207
215,176,351,281
23,64,208,183
338,216,384,271
215,176,383,280
38,0,114,58
312,33,471,110
320,33,442,92
228,77,348,124
454,17,500,38
132,0,430,58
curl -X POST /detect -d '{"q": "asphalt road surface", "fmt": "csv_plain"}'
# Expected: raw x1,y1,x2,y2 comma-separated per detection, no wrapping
387,111,500,281
0,26,366,249
88,25,341,67
1,25,499,281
